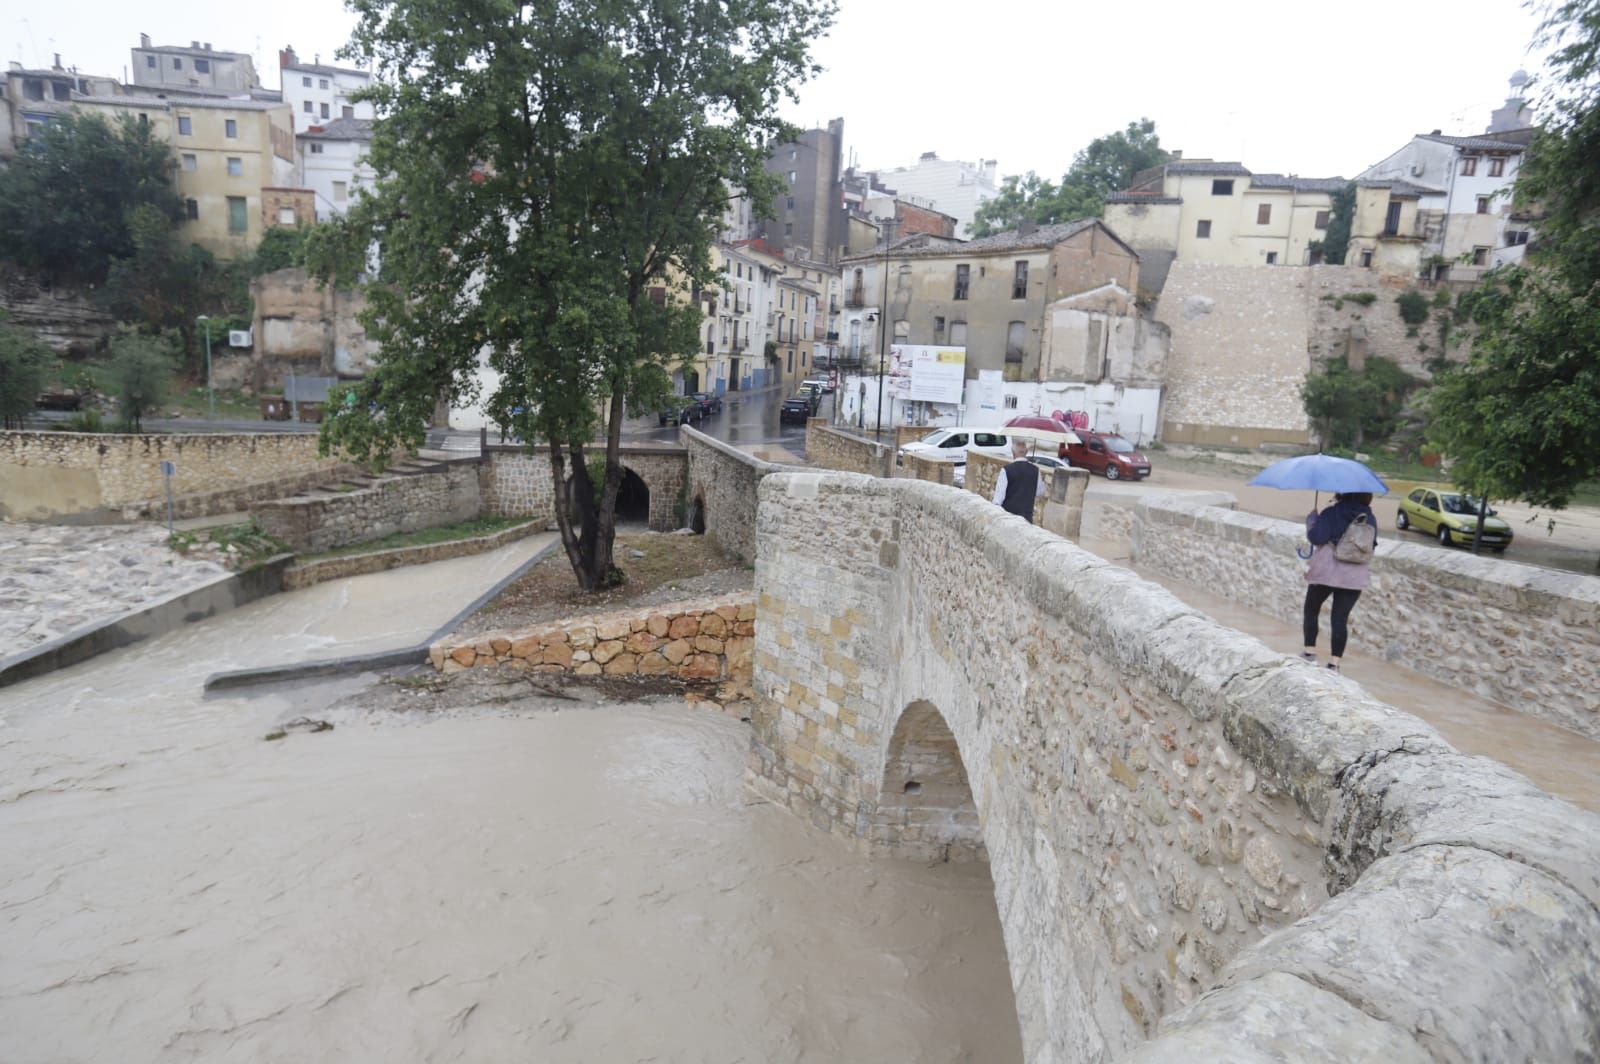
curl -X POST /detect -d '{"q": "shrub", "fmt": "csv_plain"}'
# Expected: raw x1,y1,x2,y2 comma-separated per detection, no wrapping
1302,356,1419,448
108,329,177,432
1345,291,1377,306
1396,290,1430,325
0,314,53,428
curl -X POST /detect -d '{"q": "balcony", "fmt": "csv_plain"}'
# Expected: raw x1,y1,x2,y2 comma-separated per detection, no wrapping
825,331,839,341
845,287,866,308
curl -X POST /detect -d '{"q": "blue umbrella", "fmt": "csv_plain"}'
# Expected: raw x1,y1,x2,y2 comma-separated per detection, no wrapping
1249,454,1387,558
1248,454,1388,495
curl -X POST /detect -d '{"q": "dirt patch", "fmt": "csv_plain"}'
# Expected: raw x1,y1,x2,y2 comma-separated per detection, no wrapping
456,530,752,638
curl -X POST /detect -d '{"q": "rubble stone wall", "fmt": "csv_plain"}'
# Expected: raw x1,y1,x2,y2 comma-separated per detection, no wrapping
752,471,1600,1062
429,593,754,686
481,447,687,532
804,419,892,477
681,427,791,564
0,430,355,521
1131,493,1600,741
252,464,481,553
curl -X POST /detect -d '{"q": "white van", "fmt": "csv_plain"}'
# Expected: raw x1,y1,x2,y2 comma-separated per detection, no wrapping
897,428,1016,467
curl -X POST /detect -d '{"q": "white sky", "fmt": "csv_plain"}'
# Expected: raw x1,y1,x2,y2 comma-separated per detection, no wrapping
15,0,1548,182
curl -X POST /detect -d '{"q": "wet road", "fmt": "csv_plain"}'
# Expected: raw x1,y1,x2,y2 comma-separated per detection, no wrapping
622,386,839,459
0,546,1021,1063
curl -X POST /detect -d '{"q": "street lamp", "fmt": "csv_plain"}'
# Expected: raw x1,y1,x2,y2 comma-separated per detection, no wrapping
195,315,214,421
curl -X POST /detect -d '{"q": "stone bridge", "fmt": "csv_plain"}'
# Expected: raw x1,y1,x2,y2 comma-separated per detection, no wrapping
746,469,1600,1063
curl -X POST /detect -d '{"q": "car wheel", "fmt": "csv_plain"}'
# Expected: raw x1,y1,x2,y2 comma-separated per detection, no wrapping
1437,525,1452,546
1396,511,1409,531
1105,465,1121,480
1491,546,1507,554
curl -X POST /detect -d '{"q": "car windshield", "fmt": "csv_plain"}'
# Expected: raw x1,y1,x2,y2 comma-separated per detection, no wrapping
1439,493,1485,515
1104,436,1136,454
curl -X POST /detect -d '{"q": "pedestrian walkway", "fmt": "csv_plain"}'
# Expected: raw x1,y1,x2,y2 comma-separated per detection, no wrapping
1085,532,1600,813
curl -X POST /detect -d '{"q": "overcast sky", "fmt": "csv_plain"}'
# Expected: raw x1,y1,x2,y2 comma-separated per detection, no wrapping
17,0,1547,181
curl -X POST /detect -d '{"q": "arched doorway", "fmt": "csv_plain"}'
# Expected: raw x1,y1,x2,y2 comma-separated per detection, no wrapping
872,700,984,862
689,494,706,534
683,369,700,394
615,468,650,526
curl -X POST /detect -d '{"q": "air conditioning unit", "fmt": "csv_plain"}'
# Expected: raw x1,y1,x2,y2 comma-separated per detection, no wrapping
228,330,253,348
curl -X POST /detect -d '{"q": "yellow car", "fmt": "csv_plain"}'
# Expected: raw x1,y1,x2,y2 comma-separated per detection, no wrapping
1395,488,1513,552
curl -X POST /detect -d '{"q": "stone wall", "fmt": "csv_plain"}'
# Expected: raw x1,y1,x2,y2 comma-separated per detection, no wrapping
281,518,540,590
0,430,357,521
1156,262,1314,447
482,447,687,532
429,593,754,685
1131,493,1600,741
681,426,792,563
249,266,375,385
1306,267,1474,380
751,472,1600,1061
252,464,481,553
804,419,892,477
896,452,957,485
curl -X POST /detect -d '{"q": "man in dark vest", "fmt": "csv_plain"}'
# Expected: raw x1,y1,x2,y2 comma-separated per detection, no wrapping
991,439,1045,521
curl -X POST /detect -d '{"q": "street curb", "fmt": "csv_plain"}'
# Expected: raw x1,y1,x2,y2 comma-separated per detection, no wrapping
0,554,295,690
201,536,562,693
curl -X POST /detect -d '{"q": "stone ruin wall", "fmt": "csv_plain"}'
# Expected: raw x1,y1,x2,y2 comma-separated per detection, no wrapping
252,463,481,554
0,430,358,521
1130,493,1600,742
750,471,1600,1062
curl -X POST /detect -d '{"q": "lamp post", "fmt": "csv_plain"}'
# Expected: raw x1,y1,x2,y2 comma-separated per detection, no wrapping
874,249,888,439
195,315,214,421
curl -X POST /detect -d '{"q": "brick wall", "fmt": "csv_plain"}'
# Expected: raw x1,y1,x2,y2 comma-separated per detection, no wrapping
1131,493,1600,741
804,418,892,477
252,464,481,553
0,430,358,521
751,471,1600,1062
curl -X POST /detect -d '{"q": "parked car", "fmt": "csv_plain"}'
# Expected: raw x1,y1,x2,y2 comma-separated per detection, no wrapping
689,391,723,416
1065,431,1150,480
801,377,832,398
898,428,1017,470
1396,488,1513,551
779,392,816,424
658,399,703,427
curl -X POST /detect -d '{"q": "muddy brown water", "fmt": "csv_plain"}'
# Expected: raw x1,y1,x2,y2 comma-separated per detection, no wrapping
0,546,1021,1063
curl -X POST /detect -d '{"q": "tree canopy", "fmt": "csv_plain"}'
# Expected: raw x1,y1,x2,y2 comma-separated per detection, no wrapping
971,119,1170,236
0,111,179,283
308,0,834,589
1426,0,1600,509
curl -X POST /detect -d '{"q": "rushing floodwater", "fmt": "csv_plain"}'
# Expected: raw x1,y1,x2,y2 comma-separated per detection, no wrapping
0,549,1021,1062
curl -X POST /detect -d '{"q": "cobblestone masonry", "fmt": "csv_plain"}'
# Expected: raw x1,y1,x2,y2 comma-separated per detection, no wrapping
1130,493,1600,742
804,419,892,477
252,464,481,553
429,593,754,685
0,431,357,521
482,447,687,532
280,519,541,590
751,472,1600,1062
681,427,794,564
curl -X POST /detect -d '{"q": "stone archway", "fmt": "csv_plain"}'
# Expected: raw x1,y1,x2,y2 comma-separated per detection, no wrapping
689,493,706,534
871,700,984,862
615,467,650,526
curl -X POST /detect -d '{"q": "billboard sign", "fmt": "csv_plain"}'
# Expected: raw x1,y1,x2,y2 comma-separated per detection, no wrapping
888,345,967,405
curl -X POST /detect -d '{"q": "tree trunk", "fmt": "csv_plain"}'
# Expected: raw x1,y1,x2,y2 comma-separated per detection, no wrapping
546,387,628,592
1472,494,1488,555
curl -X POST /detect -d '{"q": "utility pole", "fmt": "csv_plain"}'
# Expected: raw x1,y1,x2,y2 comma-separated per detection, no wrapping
873,218,898,440
195,315,214,421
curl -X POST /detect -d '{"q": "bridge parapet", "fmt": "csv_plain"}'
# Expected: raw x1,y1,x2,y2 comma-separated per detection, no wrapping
751,471,1600,1062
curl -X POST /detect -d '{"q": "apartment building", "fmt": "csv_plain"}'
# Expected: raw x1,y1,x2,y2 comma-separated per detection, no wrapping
171,97,296,256
129,35,259,96
279,47,374,127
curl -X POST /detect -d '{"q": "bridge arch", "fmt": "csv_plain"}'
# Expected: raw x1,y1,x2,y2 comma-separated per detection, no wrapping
748,471,1598,1062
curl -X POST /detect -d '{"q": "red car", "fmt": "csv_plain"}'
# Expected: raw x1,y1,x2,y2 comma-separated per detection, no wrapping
1065,430,1151,480
1003,415,1074,458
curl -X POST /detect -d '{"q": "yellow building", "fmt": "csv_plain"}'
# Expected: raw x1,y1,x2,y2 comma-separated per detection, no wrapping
169,97,296,258
1103,161,1346,292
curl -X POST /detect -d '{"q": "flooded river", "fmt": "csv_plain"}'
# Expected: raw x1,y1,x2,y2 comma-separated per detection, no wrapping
0,548,1019,1063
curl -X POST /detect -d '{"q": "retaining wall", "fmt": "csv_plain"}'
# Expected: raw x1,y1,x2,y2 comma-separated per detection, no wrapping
481,446,687,532
252,464,481,553
681,427,793,564
281,519,542,590
804,419,892,477
0,430,356,521
1131,493,1600,741
430,593,754,684
751,471,1600,1062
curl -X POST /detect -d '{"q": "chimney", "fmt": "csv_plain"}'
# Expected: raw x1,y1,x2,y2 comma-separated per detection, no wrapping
191,41,200,49
1431,129,1442,136
280,46,297,69
52,53,62,71
203,43,212,51
140,33,151,49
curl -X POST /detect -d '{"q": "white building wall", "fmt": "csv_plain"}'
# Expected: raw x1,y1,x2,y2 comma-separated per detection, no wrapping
869,156,1000,239
299,138,375,219
836,373,1161,443
282,66,374,128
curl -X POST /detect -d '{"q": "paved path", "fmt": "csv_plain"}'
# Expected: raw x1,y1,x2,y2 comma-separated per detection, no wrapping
0,523,227,658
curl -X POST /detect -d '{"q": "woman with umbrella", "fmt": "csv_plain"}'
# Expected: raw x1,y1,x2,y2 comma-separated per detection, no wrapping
1248,455,1386,672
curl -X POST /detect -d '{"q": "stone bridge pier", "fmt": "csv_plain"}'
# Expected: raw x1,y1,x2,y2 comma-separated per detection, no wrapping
748,471,1600,1063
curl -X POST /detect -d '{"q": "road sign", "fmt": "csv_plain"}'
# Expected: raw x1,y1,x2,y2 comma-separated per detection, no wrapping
160,460,176,477
160,460,177,534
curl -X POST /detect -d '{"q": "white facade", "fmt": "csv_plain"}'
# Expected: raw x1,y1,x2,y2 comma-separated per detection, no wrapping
281,52,374,129
837,373,1161,443
298,119,375,219
867,153,1000,239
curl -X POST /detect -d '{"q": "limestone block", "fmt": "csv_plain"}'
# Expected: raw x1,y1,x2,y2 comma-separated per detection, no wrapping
700,612,728,638
449,646,476,666
595,617,631,641
694,635,724,654
647,614,670,637
510,636,541,659
668,616,700,640
543,642,574,669
604,652,639,676
680,653,722,680
1219,846,1600,1062
626,631,660,655
661,639,692,665
574,661,602,676
638,652,671,676
592,640,625,665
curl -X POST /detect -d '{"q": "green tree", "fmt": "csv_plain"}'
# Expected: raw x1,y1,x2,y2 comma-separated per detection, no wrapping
1426,0,1600,510
972,119,1170,236
306,0,834,590
1311,183,1356,265
0,112,179,283
252,226,310,276
0,313,54,429
1302,356,1417,448
108,329,176,432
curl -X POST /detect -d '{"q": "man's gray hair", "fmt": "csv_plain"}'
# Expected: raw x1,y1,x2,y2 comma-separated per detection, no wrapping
1011,438,1030,457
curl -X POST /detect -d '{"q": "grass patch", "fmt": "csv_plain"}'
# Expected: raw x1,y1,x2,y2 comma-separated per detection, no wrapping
301,516,533,561
168,520,290,567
